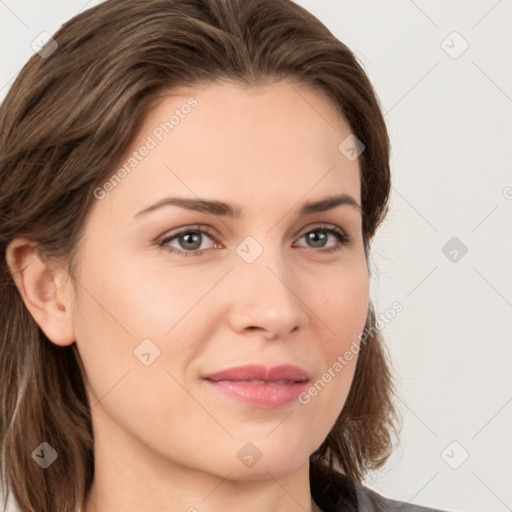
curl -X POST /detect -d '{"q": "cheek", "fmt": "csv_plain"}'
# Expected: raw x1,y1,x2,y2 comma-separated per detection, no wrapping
70,254,231,402
303,261,369,411
320,259,370,349
74,253,218,338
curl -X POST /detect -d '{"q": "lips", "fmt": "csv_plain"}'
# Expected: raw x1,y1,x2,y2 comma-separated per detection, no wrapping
203,364,310,383
202,364,310,408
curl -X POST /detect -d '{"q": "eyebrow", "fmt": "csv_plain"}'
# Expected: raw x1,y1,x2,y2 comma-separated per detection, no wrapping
134,193,361,218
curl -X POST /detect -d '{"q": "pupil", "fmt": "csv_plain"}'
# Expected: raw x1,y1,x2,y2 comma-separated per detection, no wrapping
308,231,326,247
182,232,201,250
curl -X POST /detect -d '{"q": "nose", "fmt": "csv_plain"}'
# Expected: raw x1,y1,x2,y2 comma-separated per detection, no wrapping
227,244,309,340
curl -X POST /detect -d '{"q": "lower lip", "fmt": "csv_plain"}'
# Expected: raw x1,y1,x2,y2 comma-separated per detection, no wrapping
203,379,309,408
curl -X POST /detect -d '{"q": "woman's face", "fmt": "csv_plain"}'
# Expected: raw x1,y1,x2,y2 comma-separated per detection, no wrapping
70,80,369,480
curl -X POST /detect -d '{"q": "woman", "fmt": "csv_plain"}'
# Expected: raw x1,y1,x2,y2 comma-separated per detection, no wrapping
0,1,449,511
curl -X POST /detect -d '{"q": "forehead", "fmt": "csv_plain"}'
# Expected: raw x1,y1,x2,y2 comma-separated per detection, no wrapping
97,80,362,217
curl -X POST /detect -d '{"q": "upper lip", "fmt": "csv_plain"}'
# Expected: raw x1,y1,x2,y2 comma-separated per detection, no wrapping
203,364,310,383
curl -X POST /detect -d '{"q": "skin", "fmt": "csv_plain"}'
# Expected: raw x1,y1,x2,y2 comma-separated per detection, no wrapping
7,80,369,512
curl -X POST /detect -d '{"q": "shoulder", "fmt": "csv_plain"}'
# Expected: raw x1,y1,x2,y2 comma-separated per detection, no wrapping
310,460,450,512
353,481,447,512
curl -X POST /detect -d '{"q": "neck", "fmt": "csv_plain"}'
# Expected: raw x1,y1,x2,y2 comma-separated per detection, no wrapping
83,408,319,512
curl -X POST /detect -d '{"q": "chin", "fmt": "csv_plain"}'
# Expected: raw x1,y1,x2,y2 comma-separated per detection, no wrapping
221,445,310,482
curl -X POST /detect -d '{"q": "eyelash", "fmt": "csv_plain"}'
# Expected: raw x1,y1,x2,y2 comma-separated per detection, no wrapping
158,223,351,258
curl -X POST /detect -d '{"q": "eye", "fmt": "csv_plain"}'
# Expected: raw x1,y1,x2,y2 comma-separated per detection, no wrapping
294,223,351,254
158,223,351,257
159,225,219,257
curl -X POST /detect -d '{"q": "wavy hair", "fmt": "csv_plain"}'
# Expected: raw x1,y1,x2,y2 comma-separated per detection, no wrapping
0,1,399,511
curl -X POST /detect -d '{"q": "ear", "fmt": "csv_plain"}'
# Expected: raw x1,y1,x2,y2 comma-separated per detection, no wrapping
5,238,76,346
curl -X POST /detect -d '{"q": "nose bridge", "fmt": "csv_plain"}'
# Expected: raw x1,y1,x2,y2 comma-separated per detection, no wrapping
229,233,307,336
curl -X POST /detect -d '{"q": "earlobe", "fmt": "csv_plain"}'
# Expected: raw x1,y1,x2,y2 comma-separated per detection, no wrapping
5,238,76,346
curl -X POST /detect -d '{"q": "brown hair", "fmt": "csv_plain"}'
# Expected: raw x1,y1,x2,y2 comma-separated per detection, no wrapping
0,1,399,510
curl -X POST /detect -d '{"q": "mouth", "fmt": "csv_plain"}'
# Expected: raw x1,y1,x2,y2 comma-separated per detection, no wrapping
202,364,310,408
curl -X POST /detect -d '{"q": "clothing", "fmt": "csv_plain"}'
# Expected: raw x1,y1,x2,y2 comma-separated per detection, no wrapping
310,460,448,512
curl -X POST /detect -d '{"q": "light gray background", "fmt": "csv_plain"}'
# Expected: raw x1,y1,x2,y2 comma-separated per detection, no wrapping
1,1,511,512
